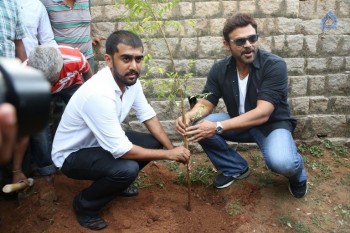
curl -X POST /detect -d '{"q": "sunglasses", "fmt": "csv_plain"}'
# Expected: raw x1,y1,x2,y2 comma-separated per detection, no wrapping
229,34,259,46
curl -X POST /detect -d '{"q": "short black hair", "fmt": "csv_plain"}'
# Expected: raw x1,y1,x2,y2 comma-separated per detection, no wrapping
105,30,144,55
223,13,258,42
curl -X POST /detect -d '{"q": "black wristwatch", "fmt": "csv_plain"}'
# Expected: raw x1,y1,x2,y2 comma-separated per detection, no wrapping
215,122,224,134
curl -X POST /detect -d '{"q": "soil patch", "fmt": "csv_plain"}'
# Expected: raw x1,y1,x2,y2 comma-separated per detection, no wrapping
0,147,349,233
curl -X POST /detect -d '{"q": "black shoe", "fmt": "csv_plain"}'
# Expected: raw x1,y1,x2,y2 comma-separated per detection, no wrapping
214,167,250,189
119,185,139,197
72,197,107,231
288,180,307,198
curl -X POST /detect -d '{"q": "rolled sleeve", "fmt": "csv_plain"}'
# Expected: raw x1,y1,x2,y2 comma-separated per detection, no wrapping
202,62,222,106
257,60,288,107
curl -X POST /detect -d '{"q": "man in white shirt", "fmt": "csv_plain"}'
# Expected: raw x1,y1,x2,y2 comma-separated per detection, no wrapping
17,0,57,56
52,30,190,231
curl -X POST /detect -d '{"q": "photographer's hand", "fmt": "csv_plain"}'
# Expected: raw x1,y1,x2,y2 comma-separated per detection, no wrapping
0,103,17,165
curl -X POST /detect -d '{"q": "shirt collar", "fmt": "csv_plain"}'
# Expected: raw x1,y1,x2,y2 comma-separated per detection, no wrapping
104,67,123,95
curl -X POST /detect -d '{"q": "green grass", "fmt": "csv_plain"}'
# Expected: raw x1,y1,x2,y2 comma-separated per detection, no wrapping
278,215,310,233
135,171,164,189
226,200,241,216
311,214,325,228
311,195,325,206
163,160,179,172
257,172,276,188
177,164,217,186
248,151,261,168
299,140,350,178
340,173,350,186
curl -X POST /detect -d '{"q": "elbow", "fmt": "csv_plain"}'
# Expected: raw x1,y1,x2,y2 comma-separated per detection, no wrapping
256,111,272,125
260,114,270,124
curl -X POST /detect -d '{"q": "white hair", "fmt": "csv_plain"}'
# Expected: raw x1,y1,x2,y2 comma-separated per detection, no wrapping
28,46,63,84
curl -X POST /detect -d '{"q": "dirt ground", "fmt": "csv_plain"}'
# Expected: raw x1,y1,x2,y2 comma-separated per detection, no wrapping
0,146,349,233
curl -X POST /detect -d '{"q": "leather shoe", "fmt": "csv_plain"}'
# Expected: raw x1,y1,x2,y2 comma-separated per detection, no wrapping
73,198,107,231
119,185,139,197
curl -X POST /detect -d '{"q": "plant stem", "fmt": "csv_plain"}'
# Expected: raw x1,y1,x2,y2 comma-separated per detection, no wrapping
150,7,192,211
180,91,192,211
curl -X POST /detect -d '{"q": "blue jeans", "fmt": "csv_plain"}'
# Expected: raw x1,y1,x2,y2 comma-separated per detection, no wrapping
30,126,57,176
198,113,307,183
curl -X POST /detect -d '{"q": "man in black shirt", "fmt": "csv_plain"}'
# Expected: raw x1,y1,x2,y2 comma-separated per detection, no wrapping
176,13,307,198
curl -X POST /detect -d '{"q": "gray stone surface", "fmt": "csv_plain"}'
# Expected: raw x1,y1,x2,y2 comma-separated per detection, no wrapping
90,0,350,145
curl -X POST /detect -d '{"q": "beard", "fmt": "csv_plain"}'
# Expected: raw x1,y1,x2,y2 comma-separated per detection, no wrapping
111,63,139,87
231,47,256,64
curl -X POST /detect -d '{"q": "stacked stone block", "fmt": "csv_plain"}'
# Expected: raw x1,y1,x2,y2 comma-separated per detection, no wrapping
91,0,350,146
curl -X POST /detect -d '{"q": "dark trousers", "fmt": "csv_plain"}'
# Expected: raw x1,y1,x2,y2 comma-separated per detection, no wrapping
61,131,162,215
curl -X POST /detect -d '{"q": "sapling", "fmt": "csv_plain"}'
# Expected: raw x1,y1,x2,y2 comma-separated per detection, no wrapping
117,0,198,211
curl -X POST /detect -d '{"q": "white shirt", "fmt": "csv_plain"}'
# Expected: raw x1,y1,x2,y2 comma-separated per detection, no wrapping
52,67,157,168
17,0,57,56
237,71,249,115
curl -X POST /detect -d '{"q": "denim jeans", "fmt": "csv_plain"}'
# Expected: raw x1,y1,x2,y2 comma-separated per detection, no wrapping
29,85,81,176
61,131,162,215
198,113,307,183
30,126,57,176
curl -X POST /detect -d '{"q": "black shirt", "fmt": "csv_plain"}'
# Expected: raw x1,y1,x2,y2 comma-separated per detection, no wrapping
202,49,296,136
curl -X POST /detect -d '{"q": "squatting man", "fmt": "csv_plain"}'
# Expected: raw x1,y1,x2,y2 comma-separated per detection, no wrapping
176,13,308,199
51,30,190,231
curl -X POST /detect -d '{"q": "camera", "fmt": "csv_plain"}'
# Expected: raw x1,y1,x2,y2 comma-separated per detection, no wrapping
0,58,51,137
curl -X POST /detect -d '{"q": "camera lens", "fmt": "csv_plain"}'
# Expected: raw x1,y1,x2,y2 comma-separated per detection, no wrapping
0,58,51,137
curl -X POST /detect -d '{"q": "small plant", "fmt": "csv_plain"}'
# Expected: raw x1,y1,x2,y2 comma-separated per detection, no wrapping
225,200,241,216
258,173,276,187
311,214,325,228
294,221,311,233
134,172,152,188
249,152,261,168
309,145,323,158
298,143,308,154
308,161,332,177
278,216,310,233
324,139,349,157
334,204,350,224
278,215,293,228
164,160,179,172
323,139,334,150
177,164,217,186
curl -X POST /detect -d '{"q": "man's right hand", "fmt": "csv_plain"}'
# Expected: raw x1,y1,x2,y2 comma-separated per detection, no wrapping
168,146,190,164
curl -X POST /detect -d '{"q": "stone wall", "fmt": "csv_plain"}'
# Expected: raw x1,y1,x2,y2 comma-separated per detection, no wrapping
90,0,350,146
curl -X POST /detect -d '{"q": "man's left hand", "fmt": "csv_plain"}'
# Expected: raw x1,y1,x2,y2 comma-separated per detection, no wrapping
185,120,216,142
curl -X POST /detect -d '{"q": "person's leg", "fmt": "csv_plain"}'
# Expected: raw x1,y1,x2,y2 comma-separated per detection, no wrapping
11,136,30,184
250,128,307,197
125,130,163,170
250,128,307,182
87,56,96,75
30,125,57,176
61,147,139,215
197,113,250,177
57,84,81,104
